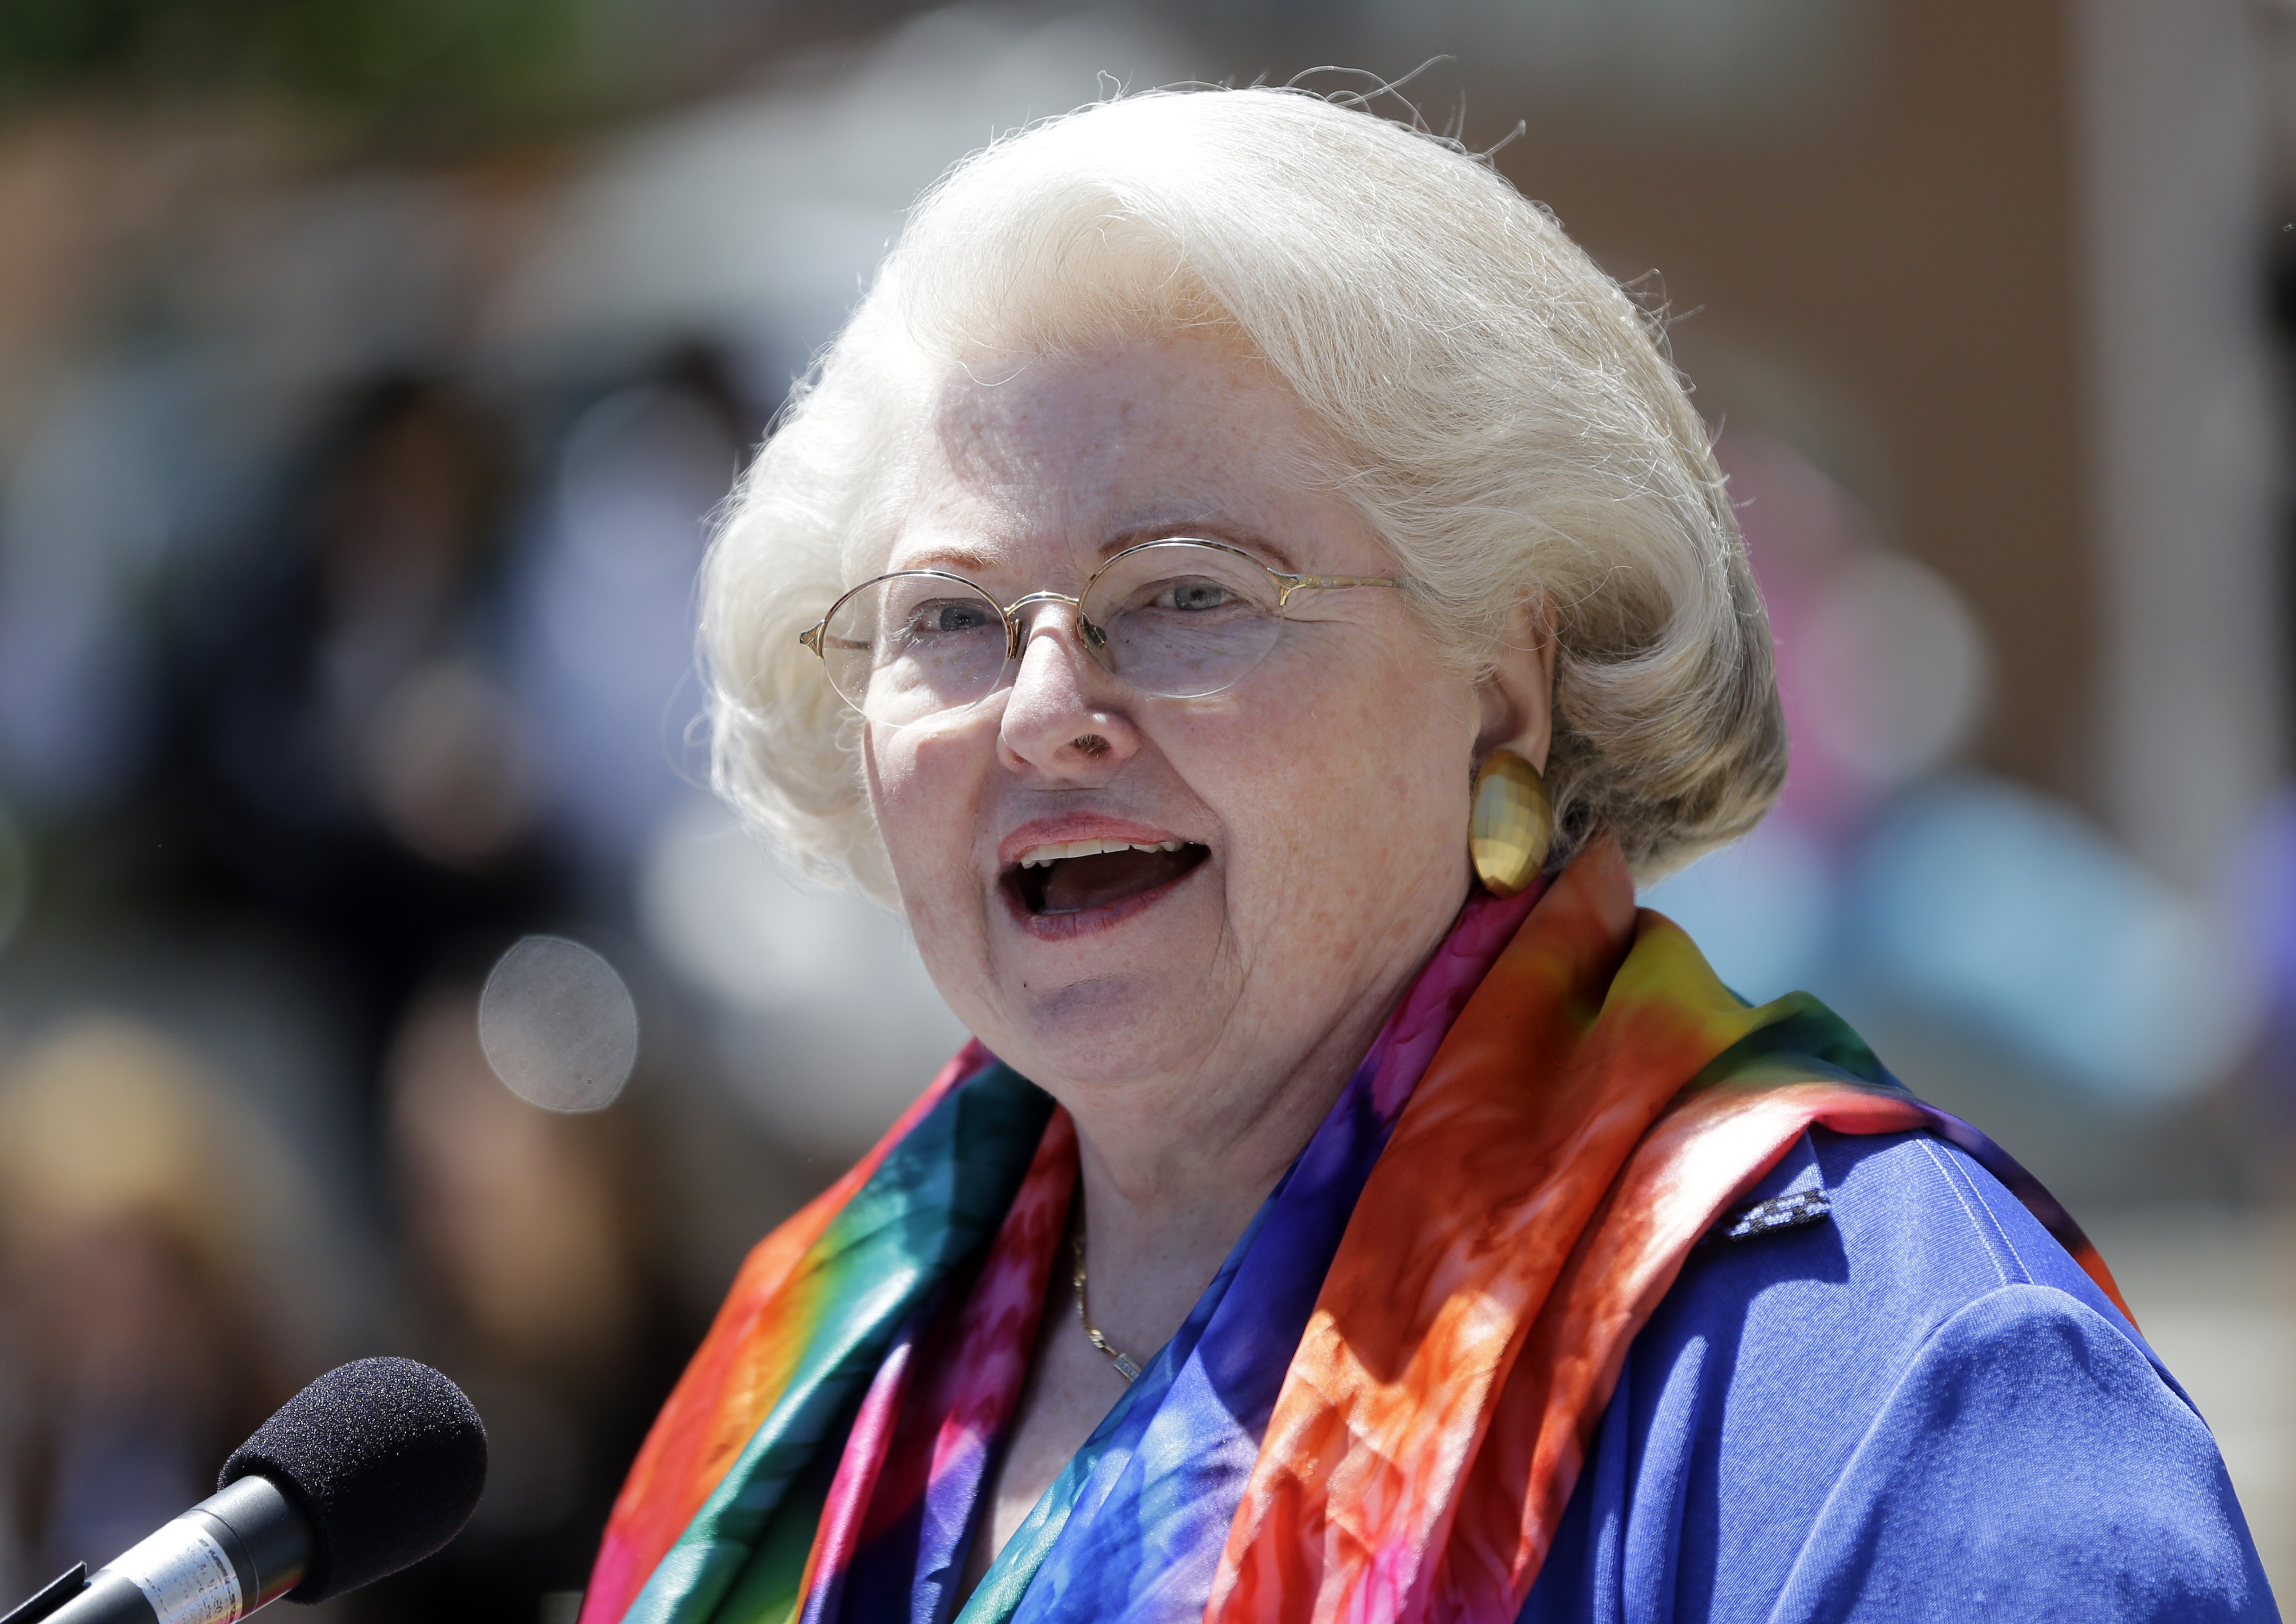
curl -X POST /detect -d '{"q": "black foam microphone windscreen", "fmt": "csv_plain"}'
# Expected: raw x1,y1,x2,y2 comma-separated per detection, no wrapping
218,1356,488,1601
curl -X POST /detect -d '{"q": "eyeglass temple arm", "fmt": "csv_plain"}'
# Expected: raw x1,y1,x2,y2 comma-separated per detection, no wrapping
1271,574,1409,607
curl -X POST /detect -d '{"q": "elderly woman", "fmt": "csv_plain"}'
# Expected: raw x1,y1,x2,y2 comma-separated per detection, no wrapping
580,90,2272,1623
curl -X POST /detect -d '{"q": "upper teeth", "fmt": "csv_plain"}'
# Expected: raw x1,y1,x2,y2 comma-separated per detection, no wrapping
1016,838,1189,868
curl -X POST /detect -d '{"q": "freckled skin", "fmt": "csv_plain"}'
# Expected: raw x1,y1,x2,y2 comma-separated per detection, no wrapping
860,334,1554,1587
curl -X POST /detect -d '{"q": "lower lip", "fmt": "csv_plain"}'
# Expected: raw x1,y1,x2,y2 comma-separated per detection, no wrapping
999,856,1207,941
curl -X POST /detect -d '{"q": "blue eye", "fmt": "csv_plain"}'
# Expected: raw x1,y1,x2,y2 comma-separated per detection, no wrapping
1166,580,1229,612
914,600,995,635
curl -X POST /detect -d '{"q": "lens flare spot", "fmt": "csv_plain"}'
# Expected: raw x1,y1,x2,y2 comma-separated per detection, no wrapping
477,936,638,1112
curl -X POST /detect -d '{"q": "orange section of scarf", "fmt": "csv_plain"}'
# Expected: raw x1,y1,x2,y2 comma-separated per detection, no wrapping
1204,836,2124,1623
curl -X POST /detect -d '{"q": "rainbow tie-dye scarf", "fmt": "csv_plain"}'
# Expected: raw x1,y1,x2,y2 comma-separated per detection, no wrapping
581,836,2125,1624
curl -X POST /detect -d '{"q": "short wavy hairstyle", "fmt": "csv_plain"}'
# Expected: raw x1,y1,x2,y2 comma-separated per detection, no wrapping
702,86,1785,904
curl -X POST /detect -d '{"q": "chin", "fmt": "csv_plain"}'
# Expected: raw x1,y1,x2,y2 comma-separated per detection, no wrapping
1004,975,1223,1090
986,898,1234,1087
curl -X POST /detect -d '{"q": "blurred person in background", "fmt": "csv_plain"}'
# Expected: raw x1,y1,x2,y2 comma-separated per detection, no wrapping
0,1017,330,1602
580,88,2273,1624
155,373,562,1142
376,971,683,1623
510,343,761,904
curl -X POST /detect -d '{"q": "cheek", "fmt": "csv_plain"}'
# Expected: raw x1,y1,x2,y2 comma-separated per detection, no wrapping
1194,646,1472,897
867,726,986,904
868,728,1008,1017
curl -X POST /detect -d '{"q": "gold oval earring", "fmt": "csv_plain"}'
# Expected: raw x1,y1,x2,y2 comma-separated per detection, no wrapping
1469,750,1553,898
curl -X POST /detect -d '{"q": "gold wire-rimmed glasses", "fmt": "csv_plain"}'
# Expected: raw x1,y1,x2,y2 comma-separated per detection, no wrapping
798,537,1407,728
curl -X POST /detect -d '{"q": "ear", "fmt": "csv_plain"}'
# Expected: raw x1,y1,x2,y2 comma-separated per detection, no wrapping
1473,598,1557,771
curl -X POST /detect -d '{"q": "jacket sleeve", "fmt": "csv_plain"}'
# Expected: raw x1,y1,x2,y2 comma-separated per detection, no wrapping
1762,1282,2277,1623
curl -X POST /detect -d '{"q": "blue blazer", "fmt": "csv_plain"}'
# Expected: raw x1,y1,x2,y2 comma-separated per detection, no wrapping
1522,1128,2279,1622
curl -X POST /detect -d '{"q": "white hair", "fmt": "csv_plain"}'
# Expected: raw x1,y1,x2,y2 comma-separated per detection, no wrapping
702,86,1786,904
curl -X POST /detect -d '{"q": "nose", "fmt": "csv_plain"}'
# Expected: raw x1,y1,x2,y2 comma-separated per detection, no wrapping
995,602,1141,778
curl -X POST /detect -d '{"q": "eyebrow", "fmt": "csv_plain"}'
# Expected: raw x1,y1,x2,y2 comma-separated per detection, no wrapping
1100,522,1303,573
886,543,1001,577
894,523,1307,581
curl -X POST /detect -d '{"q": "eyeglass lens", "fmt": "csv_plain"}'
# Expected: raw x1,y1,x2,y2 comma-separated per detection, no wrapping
817,541,1289,725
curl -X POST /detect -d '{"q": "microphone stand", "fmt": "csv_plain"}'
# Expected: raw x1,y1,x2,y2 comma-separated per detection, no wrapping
0,1567,86,1624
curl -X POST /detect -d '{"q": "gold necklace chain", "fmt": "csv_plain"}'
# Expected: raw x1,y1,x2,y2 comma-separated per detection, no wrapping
1070,1227,1142,1384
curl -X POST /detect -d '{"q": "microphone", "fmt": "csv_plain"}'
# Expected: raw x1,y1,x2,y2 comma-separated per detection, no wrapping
5,1357,487,1624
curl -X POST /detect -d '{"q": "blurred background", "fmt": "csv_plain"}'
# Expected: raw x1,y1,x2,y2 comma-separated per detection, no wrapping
0,0,2289,1613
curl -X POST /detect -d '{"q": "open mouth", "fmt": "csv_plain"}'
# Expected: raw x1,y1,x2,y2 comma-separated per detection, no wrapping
1006,837,1210,917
